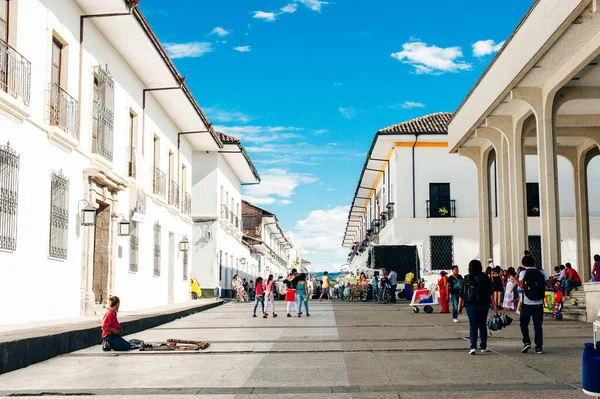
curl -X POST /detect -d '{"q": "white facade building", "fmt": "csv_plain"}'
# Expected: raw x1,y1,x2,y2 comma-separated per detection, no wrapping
0,0,222,324
343,112,600,282
191,133,260,297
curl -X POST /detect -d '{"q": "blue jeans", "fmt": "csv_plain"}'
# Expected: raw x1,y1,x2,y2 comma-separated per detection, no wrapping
390,284,397,303
254,294,264,314
562,279,581,295
465,305,489,350
297,294,309,314
372,285,378,301
451,294,460,319
520,304,543,350
102,333,131,351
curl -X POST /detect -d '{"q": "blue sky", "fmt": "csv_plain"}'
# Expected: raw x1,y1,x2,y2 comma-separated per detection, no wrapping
141,0,534,272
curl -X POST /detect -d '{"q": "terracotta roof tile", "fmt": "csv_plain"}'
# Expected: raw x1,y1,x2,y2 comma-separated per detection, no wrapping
377,112,453,135
217,131,240,144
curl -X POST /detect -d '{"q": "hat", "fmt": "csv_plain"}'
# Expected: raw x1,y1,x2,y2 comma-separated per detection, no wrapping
440,271,447,276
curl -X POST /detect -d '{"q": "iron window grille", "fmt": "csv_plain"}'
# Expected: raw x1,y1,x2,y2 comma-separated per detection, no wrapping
129,219,139,273
183,192,191,216
47,83,78,138
0,142,19,251
153,221,161,277
428,235,454,270
169,180,179,208
0,39,31,106
427,200,456,218
220,204,229,219
92,65,114,161
127,145,136,178
49,171,69,259
152,167,166,198
528,235,542,268
183,250,189,281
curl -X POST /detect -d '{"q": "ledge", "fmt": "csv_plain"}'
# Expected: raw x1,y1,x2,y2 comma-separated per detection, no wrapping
0,92,30,123
47,126,79,153
148,193,167,207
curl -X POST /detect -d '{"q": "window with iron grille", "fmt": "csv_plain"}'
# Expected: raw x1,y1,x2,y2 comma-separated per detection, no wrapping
528,235,542,269
129,219,138,273
49,171,69,259
429,235,453,270
92,65,114,162
153,221,161,277
0,142,20,251
183,250,188,281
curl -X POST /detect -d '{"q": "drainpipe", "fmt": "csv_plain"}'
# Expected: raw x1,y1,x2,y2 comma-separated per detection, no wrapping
412,133,420,218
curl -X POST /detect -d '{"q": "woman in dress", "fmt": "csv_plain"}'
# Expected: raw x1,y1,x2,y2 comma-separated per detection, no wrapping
502,267,518,311
296,273,310,317
437,271,449,313
491,266,503,309
264,274,278,318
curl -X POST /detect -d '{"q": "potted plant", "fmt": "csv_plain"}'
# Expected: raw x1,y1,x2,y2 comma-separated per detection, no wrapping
439,207,449,216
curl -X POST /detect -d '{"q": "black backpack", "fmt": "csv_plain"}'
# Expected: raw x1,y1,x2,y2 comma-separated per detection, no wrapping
523,269,546,301
463,275,481,304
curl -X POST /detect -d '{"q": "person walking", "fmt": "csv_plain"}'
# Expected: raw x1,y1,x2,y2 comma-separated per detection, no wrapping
296,273,310,317
437,271,449,314
285,269,299,317
319,271,332,302
447,265,463,323
253,277,266,318
593,254,600,282
518,256,551,354
458,260,497,355
264,274,278,318
388,268,398,304
371,273,379,302
101,296,133,351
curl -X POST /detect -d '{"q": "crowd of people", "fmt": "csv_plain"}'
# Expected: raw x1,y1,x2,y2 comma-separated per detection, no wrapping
250,268,311,318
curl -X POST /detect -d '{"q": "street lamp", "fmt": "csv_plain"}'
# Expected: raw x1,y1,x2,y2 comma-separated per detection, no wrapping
240,257,247,265
179,236,189,252
117,215,131,236
79,200,96,227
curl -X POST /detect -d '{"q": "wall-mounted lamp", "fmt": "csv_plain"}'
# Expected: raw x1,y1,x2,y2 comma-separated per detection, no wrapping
240,257,247,265
179,236,190,252
79,200,96,227
117,214,131,236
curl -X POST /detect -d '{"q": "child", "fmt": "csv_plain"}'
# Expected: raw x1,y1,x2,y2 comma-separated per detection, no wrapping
253,277,266,318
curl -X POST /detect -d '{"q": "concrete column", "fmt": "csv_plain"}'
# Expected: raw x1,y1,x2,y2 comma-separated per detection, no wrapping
475,128,511,268
486,115,529,267
511,88,561,273
459,145,493,261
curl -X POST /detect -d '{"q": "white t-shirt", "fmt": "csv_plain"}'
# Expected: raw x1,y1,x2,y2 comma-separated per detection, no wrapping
518,268,548,305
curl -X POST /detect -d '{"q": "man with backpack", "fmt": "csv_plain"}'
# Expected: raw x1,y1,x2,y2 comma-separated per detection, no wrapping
447,265,464,323
518,256,551,354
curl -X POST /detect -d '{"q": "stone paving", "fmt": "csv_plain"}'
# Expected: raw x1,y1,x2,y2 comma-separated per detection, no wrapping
0,299,592,398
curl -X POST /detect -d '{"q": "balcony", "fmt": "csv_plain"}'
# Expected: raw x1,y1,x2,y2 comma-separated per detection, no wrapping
386,203,395,220
183,192,191,216
427,200,456,218
127,146,136,178
221,204,229,219
48,84,78,138
169,180,179,208
0,39,31,106
152,167,166,198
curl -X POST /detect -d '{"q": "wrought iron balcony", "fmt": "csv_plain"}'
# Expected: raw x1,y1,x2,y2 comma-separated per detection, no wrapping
233,215,239,229
48,84,78,138
169,180,179,208
0,39,31,106
127,146,136,178
427,200,456,218
386,203,395,220
152,167,166,198
183,192,191,216
220,204,229,219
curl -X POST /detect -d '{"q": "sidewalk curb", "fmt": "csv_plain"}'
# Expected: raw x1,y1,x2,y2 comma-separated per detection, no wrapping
0,300,224,375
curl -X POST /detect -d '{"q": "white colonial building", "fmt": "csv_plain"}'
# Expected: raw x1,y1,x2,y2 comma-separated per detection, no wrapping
190,133,261,297
0,0,222,324
343,112,600,283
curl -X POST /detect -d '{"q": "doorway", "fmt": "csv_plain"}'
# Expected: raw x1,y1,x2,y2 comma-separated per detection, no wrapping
429,183,450,218
92,203,111,305
168,232,175,303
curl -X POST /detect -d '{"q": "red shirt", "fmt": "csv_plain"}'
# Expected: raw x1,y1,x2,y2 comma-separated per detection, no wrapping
567,268,582,284
255,282,263,296
102,310,120,338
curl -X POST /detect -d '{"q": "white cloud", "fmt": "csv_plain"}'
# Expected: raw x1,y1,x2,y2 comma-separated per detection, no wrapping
281,3,297,13
204,107,252,124
297,0,328,12
391,41,471,74
214,125,303,144
164,42,213,59
243,169,318,205
211,27,230,37
333,82,343,87
243,195,276,206
292,206,350,272
382,101,425,110
339,106,357,119
314,129,329,135
253,11,277,21
472,39,505,57
234,46,251,52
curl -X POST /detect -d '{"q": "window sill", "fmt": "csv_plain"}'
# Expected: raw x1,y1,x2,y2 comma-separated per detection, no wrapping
167,205,179,217
180,214,193,224
149,193,167,207
0,91,30,123
47,126,79,152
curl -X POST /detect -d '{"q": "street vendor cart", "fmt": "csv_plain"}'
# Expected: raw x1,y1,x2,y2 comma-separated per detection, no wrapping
409,284,438,313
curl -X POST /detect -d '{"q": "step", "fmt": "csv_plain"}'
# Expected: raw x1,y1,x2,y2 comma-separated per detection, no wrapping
562,312,588,322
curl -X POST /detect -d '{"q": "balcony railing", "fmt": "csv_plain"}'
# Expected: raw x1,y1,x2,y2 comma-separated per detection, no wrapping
386,203,395,220
127,146,136,177
0,39,31,106
152,167,166,198
48,83,78,138
233,215,239,229
221,204,229,219
183,192,191,216
427,200,456,218
169,180,179,208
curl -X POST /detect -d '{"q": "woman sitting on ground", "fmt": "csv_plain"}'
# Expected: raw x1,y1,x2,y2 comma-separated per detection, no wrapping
102,296,132,351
